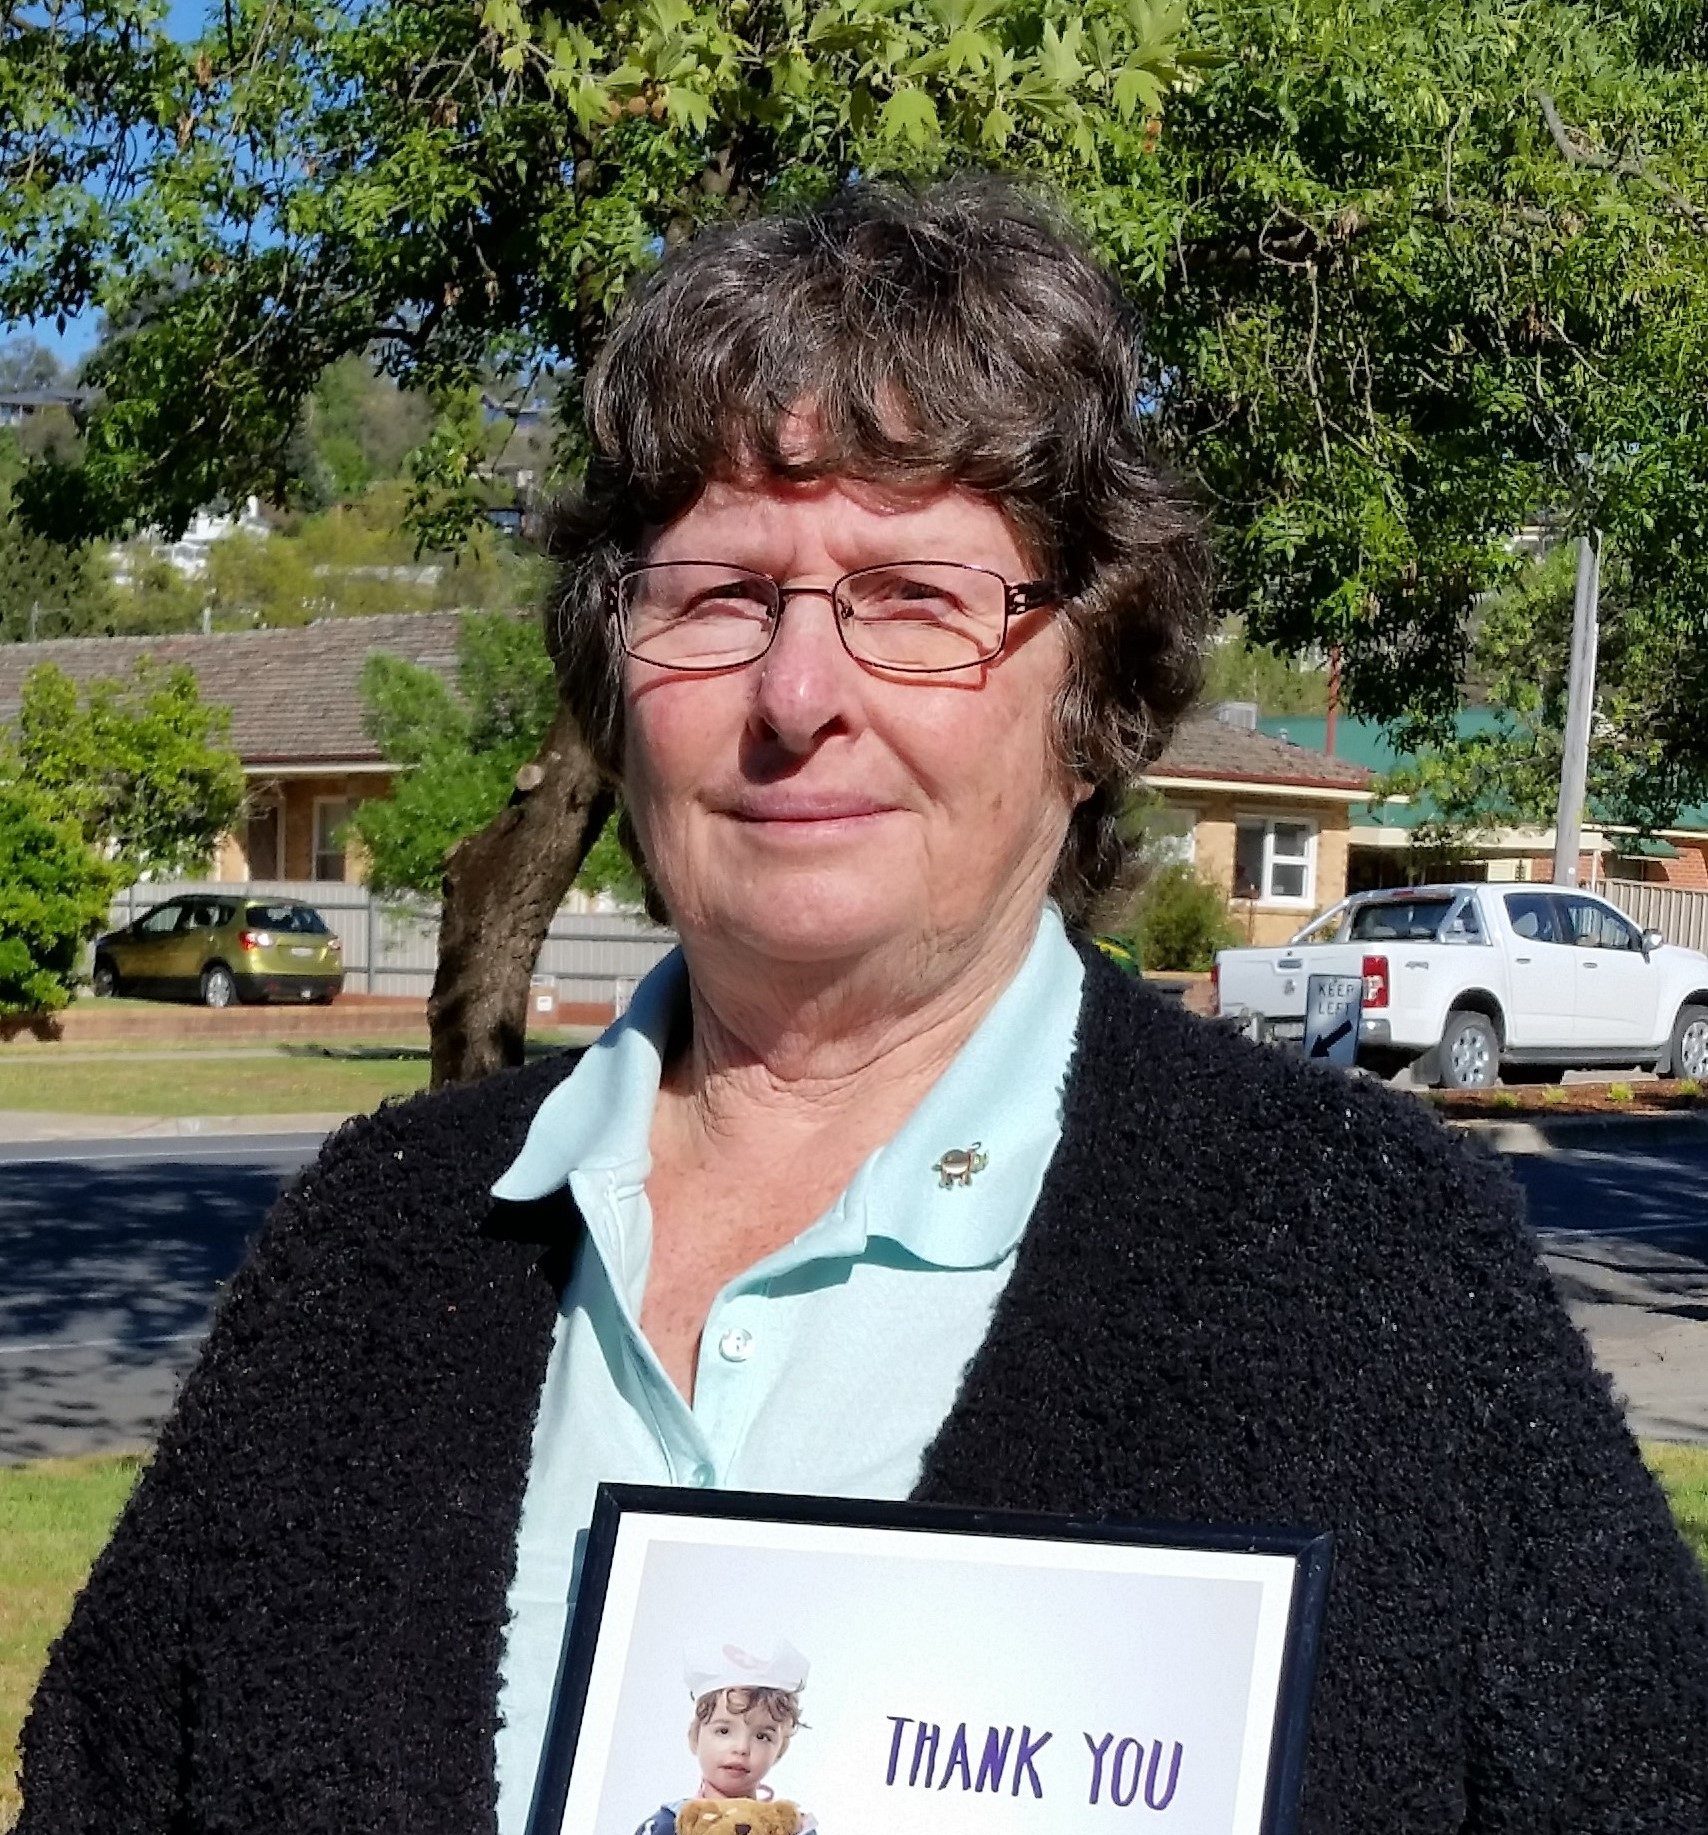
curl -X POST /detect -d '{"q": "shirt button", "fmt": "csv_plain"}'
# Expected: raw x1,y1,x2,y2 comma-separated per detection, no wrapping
718,1327,754,1364
690,1461,715,1488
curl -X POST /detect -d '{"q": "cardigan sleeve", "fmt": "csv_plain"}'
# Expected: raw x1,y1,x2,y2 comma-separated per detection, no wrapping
15,1112,385,1833
1449,1155,1708,1830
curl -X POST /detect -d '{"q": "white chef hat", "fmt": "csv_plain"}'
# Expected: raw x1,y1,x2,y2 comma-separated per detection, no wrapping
684,1637,810,1701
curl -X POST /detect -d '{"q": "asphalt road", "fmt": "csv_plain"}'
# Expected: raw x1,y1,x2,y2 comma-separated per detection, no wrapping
1,1129,1704,1462
0,1133,325,1462
1507,1140,1708,1443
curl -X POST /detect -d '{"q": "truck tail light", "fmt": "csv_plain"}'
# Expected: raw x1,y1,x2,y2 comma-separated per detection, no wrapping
1362,953,1389,1009
239,929,272,951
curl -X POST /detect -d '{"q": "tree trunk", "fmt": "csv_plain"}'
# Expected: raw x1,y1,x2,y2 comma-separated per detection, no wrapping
427,698,614,1088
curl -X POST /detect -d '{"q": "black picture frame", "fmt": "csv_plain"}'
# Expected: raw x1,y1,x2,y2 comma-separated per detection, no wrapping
526,1485,1333,1835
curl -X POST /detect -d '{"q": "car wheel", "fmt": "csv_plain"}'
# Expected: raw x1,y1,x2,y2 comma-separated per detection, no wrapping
1435,1011,1500,1090
200,963,238,1010
91,957,120,998
1665,1003,1708,1082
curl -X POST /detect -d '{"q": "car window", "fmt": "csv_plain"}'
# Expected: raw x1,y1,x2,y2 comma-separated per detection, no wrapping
135,903,184,936
1503,891,1561,944
244,902,330,935
1442,898,1483,942
180,900,220,931
1565,896,1638,951
1349,898,1456,941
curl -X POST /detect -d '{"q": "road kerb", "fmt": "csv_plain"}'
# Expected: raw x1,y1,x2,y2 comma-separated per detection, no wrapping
1448,1112,1708,1156
0,1109,355,1143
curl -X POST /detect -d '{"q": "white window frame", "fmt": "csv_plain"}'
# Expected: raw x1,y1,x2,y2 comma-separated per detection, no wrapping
311,794,356,883
1233,813,1319,909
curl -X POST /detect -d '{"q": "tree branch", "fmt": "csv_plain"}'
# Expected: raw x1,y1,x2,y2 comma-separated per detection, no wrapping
1534,90,1708,236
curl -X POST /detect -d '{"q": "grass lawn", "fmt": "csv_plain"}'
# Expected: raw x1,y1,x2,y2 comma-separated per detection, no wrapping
0,1454,143,1831
0,1052,434,1116
3,1443,1705,1828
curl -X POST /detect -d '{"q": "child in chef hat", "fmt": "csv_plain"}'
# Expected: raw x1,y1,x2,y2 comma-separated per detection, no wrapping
631,1637,816,1834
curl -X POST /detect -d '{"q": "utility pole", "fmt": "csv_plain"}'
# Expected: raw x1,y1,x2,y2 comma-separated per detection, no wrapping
1551,532,1600,886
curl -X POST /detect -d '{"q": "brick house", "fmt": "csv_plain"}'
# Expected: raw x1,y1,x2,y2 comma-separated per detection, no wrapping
0,616,1370,937
1141,713,1373,946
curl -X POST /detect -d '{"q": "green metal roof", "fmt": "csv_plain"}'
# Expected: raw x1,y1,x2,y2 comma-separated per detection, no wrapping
1256,713,1708,836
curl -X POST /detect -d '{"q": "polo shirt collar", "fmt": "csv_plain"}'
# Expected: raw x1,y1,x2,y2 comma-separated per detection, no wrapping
489,906,1083,1272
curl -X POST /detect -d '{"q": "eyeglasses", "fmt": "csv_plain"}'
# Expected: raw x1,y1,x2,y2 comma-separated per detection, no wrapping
612,561,1059,675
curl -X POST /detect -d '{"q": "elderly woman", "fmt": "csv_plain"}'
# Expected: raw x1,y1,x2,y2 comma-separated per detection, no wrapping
20,180,1708,1834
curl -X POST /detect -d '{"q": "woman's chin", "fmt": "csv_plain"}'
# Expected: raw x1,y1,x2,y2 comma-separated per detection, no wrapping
689,873,920,966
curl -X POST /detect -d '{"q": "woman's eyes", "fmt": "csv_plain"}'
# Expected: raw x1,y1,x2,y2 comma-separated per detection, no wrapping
683,587,773,618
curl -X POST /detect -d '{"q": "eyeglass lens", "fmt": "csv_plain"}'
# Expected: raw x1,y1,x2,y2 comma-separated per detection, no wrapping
618,562,1011,673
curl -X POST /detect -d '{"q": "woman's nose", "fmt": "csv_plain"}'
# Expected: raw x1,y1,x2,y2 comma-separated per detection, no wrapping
749,586,856,752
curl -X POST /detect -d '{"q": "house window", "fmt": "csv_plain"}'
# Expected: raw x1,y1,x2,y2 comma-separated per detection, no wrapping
313,797,356,882
1233,817,1316,905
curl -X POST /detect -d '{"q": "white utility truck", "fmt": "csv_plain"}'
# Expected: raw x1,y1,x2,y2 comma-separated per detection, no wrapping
1213,883,1708,1088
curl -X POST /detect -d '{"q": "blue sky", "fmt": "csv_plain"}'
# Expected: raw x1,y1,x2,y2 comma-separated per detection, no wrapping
4,0,219,367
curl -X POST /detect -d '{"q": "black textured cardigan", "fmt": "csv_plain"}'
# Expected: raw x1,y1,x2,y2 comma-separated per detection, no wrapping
19,950,1708,1833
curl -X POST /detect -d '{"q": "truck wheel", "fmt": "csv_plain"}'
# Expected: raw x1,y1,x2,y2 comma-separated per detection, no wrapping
1664,1004,1708,1082
1435,1011,1499,1090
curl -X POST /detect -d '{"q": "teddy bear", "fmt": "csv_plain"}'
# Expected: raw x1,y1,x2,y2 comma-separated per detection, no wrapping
675,1798,801,1835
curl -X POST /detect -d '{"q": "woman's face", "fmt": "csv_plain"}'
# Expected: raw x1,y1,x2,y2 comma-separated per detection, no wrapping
621,472,1085,973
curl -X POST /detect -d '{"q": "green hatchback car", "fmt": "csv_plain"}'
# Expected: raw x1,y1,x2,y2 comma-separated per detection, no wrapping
91,896,345,1007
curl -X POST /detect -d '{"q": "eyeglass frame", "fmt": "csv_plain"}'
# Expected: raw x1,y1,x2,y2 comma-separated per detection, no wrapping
610,559,1061,676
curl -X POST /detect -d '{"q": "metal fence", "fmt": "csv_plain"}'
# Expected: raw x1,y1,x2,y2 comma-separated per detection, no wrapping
1601,878,1708,955
107,880,677,1006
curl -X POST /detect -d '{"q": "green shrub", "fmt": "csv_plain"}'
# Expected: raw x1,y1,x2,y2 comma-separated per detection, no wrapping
1130,863,1240,973
0,779,123,1017
1677,1078,1703,1097
1608,1081,1635,1104
1491,1090,1521,1109
1542,1083,1569,1105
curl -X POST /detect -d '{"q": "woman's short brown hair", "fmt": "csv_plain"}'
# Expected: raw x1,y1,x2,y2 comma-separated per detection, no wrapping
546,174,1212,923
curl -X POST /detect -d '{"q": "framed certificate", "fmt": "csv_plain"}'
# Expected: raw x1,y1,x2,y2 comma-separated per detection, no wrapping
526,1487,1332,1835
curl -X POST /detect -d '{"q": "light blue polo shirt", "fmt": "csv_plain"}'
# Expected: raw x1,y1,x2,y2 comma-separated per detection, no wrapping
488,906,1085,1834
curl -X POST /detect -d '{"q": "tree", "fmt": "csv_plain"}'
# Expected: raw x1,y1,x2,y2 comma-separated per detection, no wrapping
0,334,63,392
14,657,246,875
1382,537,1708,842
8,0,1708,1079
352,609,563,902
0,429,110,640
350,609,642,1074
0,657,244,1013
0,778,125,1020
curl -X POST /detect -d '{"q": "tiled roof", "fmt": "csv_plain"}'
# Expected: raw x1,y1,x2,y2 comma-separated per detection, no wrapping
0,613,1367,792
1149,714,1372,792
0,613,468,766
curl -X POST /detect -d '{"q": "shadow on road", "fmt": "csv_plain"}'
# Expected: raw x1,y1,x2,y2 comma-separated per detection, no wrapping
1513,1146,1708,1442
0,1154,297,1462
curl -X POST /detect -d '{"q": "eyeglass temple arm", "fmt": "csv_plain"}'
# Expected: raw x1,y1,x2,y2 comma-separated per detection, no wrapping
1008,581,1060,615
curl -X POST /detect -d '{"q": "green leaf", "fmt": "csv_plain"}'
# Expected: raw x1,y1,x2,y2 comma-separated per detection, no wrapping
878,85,939,146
